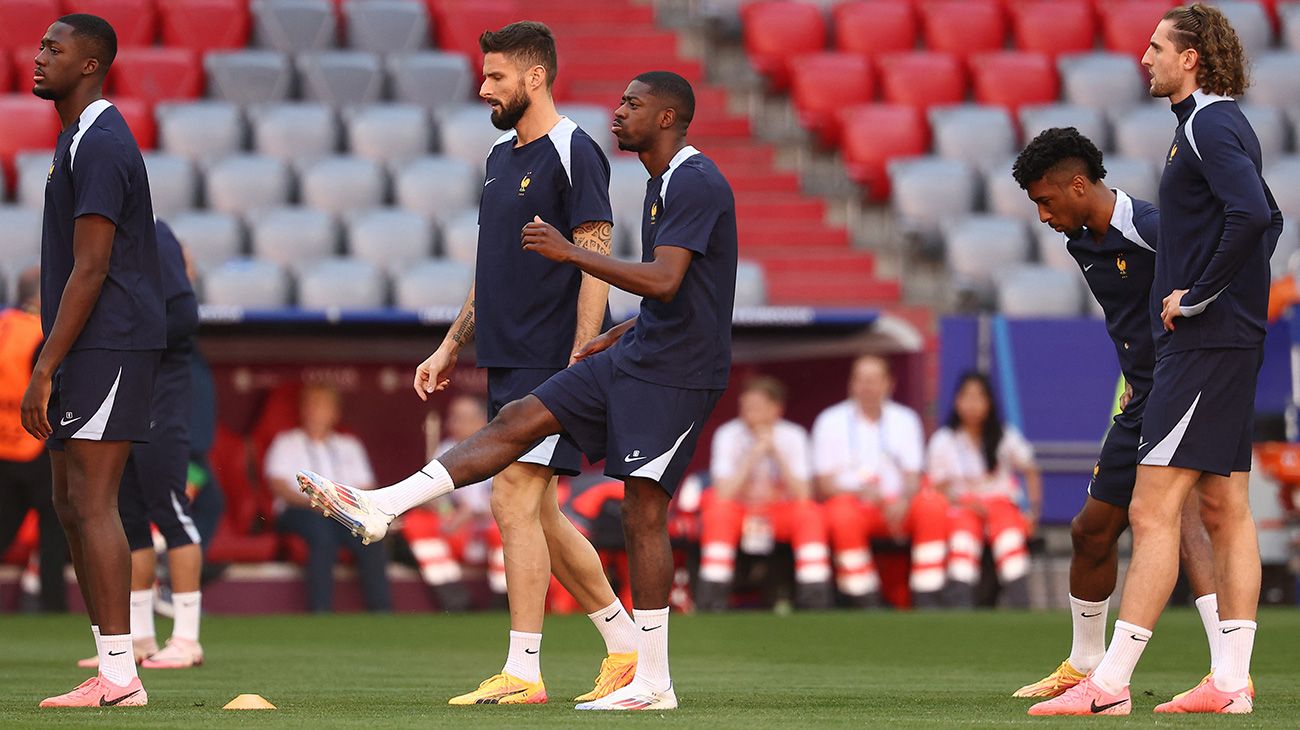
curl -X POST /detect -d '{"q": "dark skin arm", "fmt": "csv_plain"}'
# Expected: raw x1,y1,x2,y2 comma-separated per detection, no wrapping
572,316,637,362
521,216,693,303
21,214,116,439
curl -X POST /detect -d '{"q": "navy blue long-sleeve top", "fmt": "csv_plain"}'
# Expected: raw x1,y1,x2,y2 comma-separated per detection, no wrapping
1154,90,1284,355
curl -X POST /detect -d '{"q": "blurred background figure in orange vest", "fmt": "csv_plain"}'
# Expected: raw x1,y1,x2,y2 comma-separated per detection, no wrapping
0,266,68,612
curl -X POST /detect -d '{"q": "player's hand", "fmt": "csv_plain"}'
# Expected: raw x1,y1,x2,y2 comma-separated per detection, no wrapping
20,372,52,440
414,347,457,401
572,330,616,363
1120,380,1133,410
521,216,574,262
1160,289,1188,331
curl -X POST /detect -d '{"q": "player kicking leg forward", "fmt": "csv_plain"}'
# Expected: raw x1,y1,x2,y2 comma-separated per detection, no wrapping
300,71,736,711
1009,129,1229,699
1029,5,1283,716
25,14,166,708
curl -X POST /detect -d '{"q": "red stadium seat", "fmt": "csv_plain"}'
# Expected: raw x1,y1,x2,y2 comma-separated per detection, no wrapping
790,52,873,147
108,95,154,148
920,0,1006,59
0,94,60,188
107,47,203,103
1011,0,1097,58
833,1,917,59
0,49,11,92
838,103,929,200
877,51,966,110
741,1,827,91
969,51,1059,113
0,0,61,52
62,0,158,47
159,0,251,53
1100,0,1177,59
429,0,521,70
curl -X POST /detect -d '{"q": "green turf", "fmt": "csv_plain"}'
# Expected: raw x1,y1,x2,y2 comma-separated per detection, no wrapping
1,608,1297,727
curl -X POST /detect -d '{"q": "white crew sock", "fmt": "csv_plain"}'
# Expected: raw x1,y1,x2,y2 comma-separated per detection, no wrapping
632,607,671,692
1194,593,1220,670
1067,594,1109,673
1212,619,1256,693
130,589,155,642
501,630,542,683
91,625,102,656
172,591,202,642
99,634,139,687
588,599,638,655
368,459,455,516
1091,620,1152,694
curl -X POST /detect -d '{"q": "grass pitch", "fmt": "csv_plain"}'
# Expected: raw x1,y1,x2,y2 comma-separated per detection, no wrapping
1,608,1297,728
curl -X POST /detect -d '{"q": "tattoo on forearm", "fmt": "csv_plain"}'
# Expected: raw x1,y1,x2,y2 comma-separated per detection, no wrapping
451,299,475,345
574,221,613,255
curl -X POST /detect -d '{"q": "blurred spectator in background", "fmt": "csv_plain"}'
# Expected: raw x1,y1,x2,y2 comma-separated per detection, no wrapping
0,266,67,612
401,395,504,611
697,376,832,611
928,371,1041,608
813,355,949,608
265,383,391,612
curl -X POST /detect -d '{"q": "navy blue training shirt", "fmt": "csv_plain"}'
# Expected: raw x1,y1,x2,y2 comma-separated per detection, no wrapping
41,99,164,351
1066,189,1159,427
475,117,613,369
610,146,738,390
156,220,199,354
1155,90,1284,355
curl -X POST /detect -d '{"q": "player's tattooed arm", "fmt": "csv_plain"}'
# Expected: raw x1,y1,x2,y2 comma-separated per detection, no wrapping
449,296,476,347
414,285,475,400
523,218,692,303
570,220,614,364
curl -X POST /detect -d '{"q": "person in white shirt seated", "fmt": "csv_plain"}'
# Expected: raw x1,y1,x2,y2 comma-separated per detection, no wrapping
696,376,833,611
265,384,392,613
927,371,1042,608
401,395,505,611
813,355,951,608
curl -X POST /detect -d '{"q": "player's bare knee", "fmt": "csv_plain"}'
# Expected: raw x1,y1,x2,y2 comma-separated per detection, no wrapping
490,487,541,533
493,397,555,448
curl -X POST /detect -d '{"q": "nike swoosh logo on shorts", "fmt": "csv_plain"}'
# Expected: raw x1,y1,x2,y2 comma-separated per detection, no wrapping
624,455,648,463
1084,264,1094,271
60,416,82,426
484,178,496,186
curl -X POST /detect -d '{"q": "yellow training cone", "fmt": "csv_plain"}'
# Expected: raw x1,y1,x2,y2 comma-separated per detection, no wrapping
223,694,277,710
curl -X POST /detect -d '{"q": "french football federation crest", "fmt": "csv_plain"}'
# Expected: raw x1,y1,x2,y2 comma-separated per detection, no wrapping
518,173,532,196
1167,142,1178,164
1116,253,1128,278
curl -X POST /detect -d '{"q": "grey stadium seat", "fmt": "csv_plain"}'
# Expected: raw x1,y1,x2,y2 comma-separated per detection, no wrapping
298,51,385,107
889,156,979,240
249,102,338,164
997,265,1085,317
609,157,650,257
1239,104,1288,161
0,206,43,266
300,156,386,216
346,208,434,271
393,155,478,222
1267,156,1300,274
1285,3,1300,51
345,104,431,165
202,258,290,308
1102,156,1158,205
248,207,339,266
558,105,616,154
166,210,245,272
387,52,471,114
1034,226,1075,273
734,260,767,308
252,0,336,53
1018,104,1110,151
929,105,1017,169
1245,53,1300,110
437,104,508,169
205,50,294,106
156,101,245,164
393,259,473,310
296,257,387,309
15,150,53,210
344,0,429,56
607,286,641,319
439,209,479,265
1113,105,1175,170
1210,1,1273,59
205,154,293,216
143,153,198,218
943,215,1032,287
984,157,1037,222
1058,53,1146,115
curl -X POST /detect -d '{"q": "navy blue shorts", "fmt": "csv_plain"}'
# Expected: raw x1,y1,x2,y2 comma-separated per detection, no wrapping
488,367,582,476
47,349,161,449
1138,347,1261,477
1088,416,1140,508
119,354,196,551
531,351,723,496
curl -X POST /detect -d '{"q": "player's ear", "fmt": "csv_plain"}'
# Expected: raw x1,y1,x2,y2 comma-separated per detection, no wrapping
527,64,545,92
81,56,99,78
1182,47,1198,72
659,107,677,131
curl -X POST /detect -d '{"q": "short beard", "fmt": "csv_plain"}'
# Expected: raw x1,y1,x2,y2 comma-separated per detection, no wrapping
489,90,530,131
32,85,59,101
616,134,646,153
1149,76,1177,99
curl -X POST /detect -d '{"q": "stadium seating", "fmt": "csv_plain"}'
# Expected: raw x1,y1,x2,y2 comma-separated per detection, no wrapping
1269,156,1300,275
345,103,431,164
204,49,295,105
156,100,245,163
392,155,478,223
1215,0,1274,59
71,0,158,46
166,210,244,271
1240,103,1288,160
969,51,1059,114
158,0,252,53
248,206,338,266
297,50,385,106
299,155,386,216
1099,1,1177,58
889,157,978,239
734,259,767,308
392,258,473,309
142,152,198,217
1057,52,1146,114
876,51,966,111
1285,3,1300,50
436,103,507,169
0,95,59,187
204,154,292,215
386,51,471,113
12,151,50,209
944,214,1032,290
741,1,826,91
929,105,1017,169
1033,226,1074,273
108,47,204,103
1102,156,1159,205
997,265,1084,317
295,257,386,309
438,208,479,266
1247,52,1300,108
0,205,42,266
1019,103,1110,151
111,96,156,148
251,0,337,53
984,157,1035,222
790,52,873,148
1010,0,1096,59
838,103,929,200
429,0,519,68
202,257,290,307
346,207,433,272
1113,105,1175,170
608,157,650,256
249,101,338,164
919,0,1006,60
832,1,917,59
0,0,61,54
342,0,430,56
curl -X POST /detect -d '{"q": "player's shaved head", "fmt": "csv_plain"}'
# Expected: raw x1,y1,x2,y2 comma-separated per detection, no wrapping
1012,127,1106,190
55,13,117,74
631,70,695,129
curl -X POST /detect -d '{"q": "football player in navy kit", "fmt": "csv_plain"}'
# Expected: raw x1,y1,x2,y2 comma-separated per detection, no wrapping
24,14,163,708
